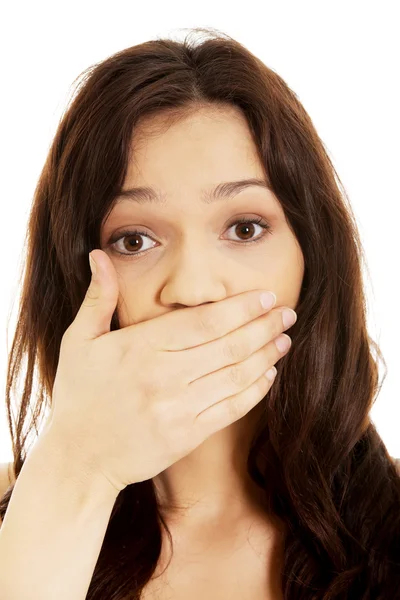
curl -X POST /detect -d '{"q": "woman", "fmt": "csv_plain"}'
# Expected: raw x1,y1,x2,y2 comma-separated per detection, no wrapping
1,27,399,599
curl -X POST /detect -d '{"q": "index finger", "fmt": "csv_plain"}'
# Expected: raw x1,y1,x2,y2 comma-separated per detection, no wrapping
141,290,277,352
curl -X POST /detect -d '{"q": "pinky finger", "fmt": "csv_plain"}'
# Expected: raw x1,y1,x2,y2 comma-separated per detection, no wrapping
265,365,277,381
195,365,277,438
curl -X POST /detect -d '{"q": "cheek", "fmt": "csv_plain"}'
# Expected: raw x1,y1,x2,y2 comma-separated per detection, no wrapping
116,286,144,328
269,245,304,304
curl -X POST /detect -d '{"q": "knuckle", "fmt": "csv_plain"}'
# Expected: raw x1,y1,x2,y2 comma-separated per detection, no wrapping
150,403,177,441
195,308,220,337
145,368,171,402
223,335,249,362
153,401,189,447
227,363,247,388
145,380,162,404
84,285,100,305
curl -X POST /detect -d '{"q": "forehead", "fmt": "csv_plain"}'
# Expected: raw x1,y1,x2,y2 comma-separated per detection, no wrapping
125,106,265,187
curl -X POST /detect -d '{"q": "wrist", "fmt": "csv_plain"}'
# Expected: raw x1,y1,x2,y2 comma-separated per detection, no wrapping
31,425,120,509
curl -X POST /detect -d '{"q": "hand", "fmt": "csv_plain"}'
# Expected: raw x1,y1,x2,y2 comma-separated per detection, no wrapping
47,250,296,494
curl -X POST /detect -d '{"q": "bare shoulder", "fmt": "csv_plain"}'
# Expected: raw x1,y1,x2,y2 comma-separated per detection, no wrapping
393,457,400,476
0,462,15,497
0,462,16,525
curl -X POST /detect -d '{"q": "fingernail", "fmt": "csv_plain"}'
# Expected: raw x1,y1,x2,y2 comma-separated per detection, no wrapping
282,308,297,329
265,366,277,381
260,292,276,310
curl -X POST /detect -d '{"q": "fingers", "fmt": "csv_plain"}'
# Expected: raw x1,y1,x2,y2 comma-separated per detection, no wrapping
189,329,289,415
182,307,292,384
130,289,277,352
194,362,277,439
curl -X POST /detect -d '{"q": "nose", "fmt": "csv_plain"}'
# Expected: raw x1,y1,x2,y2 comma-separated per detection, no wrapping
158,251,227,309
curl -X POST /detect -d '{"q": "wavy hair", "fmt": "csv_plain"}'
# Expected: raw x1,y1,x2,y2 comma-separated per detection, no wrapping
1,27,399,599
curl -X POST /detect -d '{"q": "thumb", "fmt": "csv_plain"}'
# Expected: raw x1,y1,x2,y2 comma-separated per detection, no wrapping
73,249,120,341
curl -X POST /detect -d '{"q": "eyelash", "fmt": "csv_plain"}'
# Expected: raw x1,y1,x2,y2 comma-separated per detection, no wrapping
107,216,273,259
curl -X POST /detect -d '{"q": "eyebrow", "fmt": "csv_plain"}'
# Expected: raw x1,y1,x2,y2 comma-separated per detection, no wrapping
115,178,272,206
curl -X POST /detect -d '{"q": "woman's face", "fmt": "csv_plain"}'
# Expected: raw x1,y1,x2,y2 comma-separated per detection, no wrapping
100,106,305,326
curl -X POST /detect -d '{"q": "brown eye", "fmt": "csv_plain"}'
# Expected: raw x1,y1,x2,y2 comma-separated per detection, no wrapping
231,222,257,240
109,228,157,256
108,217,272,258
122,233,146,252
225,217,272,243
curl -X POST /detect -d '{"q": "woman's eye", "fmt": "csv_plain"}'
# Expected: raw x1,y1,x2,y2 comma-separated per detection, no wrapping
110,228,157,256
227,218,272,242
108,217,272,258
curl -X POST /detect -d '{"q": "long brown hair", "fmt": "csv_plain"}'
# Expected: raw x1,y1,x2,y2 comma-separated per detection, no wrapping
1,27,399,599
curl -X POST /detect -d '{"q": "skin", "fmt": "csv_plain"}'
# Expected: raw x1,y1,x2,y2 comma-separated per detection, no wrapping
100,105,305,544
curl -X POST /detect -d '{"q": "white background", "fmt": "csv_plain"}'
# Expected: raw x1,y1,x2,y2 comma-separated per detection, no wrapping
0,1,399,463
